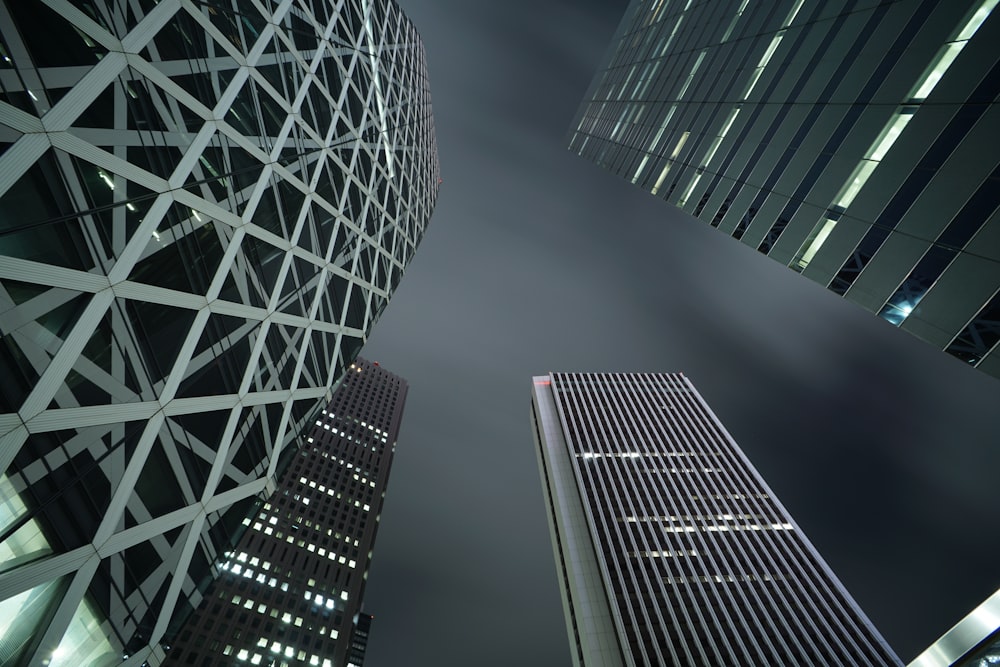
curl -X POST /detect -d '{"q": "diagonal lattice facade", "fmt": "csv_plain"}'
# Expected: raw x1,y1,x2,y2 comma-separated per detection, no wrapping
0,1,439,665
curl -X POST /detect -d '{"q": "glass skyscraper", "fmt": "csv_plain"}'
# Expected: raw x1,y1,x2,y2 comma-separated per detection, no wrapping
0,1,438,664
531,371,901,666
164,358,406,667
570,0,1000,378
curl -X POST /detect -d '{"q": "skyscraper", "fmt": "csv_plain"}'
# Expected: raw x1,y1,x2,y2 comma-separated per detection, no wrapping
0,1,437,664
909,586,1000,666
164,358,405,667
570,0,1000,378
346,612,374,667
531,371,901,666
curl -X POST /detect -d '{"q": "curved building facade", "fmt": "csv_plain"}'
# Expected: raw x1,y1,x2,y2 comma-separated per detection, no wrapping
0,0,438,664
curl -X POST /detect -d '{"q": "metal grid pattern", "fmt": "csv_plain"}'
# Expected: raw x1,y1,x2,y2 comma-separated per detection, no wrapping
164,358,406,667
533,372,901,666
569,0,1000,379
0,0,438,664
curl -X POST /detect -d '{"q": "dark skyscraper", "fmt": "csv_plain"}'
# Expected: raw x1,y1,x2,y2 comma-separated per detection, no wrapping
346,612,374,667
570,0,1000,379
165,358,406,666
531,371,901,666
0,0,436,663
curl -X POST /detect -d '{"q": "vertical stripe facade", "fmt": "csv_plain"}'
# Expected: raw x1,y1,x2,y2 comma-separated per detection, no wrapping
570,0,1000,379
532,372,901,666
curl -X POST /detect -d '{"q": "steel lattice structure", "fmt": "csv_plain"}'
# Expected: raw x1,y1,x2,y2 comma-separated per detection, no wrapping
0,0,438,664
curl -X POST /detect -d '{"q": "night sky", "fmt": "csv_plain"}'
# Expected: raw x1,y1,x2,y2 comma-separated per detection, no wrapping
358,2,1000,665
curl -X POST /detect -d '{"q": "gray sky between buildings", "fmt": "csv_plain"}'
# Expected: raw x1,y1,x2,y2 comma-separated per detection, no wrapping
359,1,1000,664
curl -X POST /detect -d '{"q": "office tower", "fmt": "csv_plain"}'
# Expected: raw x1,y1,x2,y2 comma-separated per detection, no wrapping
531,371,901,666
0,0,437,663
909,587,1000,666
347,612,374,667
570,0,1000,378
164,358,405,666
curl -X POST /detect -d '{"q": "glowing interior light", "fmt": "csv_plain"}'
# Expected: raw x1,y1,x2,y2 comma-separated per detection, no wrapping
870,116,912,161
793,218,838,270
912,0,997,99
677,51,706,100
721,0,750,42
957,0,999,39
678,173,702,206
700,107,741,170
98,171,115,190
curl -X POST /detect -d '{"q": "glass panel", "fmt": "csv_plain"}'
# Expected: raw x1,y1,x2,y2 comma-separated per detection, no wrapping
48,594,116,667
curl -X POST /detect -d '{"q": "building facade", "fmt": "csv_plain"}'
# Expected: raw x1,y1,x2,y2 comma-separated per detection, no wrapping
164,358,405,667
570,0,1000,378
531,371,901,666
909,587,1000,667
0,0,438,664
346,612,374,667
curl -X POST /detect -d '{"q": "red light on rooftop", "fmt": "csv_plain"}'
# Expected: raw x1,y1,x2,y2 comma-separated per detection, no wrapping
534,380,551,385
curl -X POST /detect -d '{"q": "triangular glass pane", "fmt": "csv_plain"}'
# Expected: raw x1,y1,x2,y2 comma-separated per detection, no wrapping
118,296,198,387
125,433,190,528
0,575,69,664
223,406,269,484
5,420,145,555
256,323,305,392
47,584,116,667
193,1,267,57
186,132,266,210
1,285,91,413
176,315,255,399
5,2,105,68
218,233,285,308
129,203,233,296
344,283,368,330
277,255,319,318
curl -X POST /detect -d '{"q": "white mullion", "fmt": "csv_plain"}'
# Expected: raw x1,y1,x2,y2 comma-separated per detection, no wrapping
0,543,95,602
120,0,182,55
0,133,50,199
670,382,808,661
17,291,114,422
632,374,752,665
179,0,251,66
91,411,166,546
676,379,824,659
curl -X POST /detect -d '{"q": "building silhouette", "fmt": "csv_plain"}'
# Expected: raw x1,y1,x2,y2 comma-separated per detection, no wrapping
531,371,901,666
570,0,1000,378
0,1,437,663
165,359,405,666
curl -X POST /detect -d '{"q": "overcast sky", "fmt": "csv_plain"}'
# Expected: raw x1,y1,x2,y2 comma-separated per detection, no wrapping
359,1,1000,664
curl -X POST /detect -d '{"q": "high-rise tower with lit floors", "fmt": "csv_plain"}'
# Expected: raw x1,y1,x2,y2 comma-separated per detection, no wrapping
570,0,1000,378
531,371,901,666
165,358,406,666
